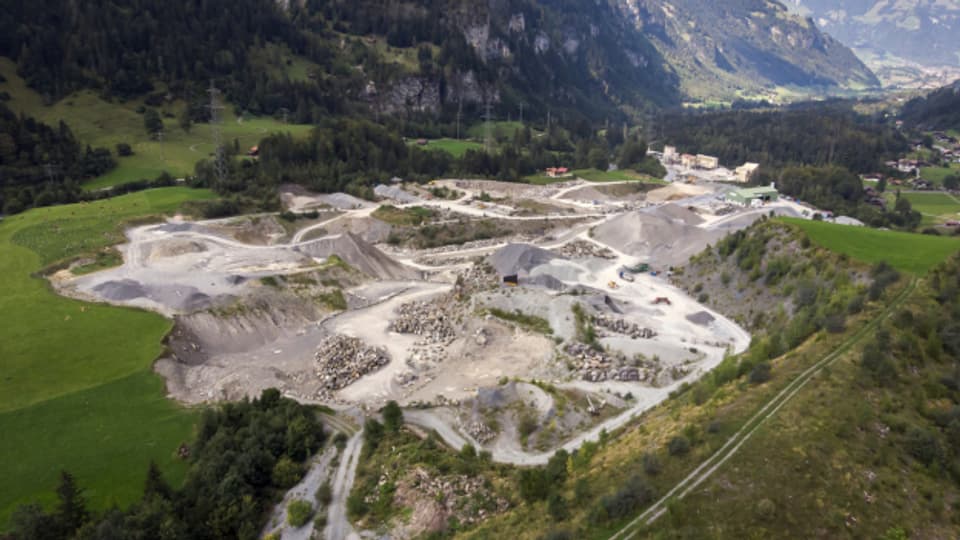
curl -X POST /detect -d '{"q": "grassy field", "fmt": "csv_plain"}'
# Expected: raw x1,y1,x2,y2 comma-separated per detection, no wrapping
466,120,526,141
409,138,484,158
0,187,215,528
920,164,959,185
782,218,960,274
0,57,313,191
902,192,960,225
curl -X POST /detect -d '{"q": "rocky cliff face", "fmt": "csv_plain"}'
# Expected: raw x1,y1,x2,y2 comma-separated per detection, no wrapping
615,0,879,101
786,0,960,68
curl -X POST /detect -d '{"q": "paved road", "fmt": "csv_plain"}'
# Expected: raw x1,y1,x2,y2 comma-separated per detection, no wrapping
606,278,918,540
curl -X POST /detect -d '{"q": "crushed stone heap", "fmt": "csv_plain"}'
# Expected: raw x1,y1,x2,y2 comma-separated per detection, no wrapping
315,335,390,390
592,314,657,339
389,300,456,344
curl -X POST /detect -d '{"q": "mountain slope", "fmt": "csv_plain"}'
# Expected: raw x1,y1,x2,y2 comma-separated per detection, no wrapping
615,0,880,102
0,0,679,127
787,0,960,69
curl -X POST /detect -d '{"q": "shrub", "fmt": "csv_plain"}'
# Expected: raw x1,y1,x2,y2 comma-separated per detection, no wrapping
116,143,133,156
667,436,690,456
287,500,313,527
315,481,333,506
642,452,661,476
593,475,654,523
272,457,303,489
755,498,776,520
382,401,403,432
547,492,568,521
697,293,709,303
749,362,772,384
906,427,944,466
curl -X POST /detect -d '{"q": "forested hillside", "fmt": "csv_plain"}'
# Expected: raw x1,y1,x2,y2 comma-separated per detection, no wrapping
900,81,960,130
0,102,114,214
0,0,677,128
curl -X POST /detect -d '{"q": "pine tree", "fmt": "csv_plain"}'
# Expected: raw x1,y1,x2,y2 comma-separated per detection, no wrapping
55,470,89,536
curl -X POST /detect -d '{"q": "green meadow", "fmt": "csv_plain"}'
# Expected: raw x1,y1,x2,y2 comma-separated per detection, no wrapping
782,217,960,274
0,57,313,191
0,188,215,528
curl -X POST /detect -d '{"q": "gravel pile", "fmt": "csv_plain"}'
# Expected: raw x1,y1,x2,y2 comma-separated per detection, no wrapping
389,300,456,344
564,343,636,382
593,314,657,339
374,184,421,203
555,240,616,259
314,335,390,390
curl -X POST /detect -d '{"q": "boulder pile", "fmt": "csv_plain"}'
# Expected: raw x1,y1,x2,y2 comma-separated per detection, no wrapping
314,335,390,390
390,300,455,344
389,467,510,527
593,314,657,339
466,421,497,444
556,240,616,259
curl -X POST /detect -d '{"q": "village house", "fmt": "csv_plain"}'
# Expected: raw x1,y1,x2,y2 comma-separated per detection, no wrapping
696,154,719,170
735,162,759,183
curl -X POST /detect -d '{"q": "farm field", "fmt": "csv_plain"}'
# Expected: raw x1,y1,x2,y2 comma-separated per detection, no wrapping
0,57,313,191
921,164,959,185
902,192,960,225
782,217,960,274
0,188,215,528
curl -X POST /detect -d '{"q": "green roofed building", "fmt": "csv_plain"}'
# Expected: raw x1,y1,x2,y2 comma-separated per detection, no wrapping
727,185,779,206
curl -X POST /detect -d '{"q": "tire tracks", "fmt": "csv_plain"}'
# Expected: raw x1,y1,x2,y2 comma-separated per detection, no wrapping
608,277,918,540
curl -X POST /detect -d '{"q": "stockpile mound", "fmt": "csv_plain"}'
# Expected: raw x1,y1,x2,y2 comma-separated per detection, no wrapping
389,300,456,344
592,209,720,266
298,232,420,280
315,335,390,390
374,184,421,204
488,243,564,276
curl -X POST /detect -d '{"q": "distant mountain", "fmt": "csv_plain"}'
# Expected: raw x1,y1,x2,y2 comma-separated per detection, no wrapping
785,1,960,86
614,0,880,102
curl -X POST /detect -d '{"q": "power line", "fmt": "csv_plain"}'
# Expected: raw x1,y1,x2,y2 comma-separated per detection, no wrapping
483,100,493,153
206,80,227,186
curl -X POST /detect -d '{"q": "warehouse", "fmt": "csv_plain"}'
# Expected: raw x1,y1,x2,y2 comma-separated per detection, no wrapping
727,186,779,206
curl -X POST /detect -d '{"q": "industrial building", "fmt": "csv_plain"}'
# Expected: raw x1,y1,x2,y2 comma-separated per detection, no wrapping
727,185,779,206
735,162,759,183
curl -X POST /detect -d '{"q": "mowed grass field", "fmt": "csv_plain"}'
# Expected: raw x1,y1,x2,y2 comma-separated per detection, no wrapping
782,218,960,274
0,57,313,191
0,188,215,528
902,192,960,225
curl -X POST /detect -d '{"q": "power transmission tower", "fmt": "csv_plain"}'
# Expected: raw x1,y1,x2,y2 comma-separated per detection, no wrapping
157,129,165,164
456,99,462,141
206,81,227,186
483,100,493,153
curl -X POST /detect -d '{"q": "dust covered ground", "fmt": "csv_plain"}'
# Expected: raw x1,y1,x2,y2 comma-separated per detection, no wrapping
49,177,822,465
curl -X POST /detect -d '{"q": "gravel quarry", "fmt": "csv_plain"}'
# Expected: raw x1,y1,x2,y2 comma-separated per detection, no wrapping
50,176,820,468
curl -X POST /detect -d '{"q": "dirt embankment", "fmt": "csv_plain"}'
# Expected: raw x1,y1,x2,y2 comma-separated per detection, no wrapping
672,221,869,330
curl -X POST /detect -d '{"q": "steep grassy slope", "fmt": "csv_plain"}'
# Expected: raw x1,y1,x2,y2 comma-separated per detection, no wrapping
0,58,313,191
782,217,960,274
0,188,215,528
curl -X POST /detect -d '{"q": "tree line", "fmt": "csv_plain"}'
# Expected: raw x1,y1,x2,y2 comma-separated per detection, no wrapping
0,101,115,215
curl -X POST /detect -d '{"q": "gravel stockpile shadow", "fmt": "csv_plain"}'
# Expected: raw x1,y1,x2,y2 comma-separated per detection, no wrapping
488,244,566,276
686,311,716,326
297,232,420,280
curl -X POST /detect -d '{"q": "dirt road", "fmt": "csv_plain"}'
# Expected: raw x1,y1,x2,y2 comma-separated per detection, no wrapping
325,431,363,540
